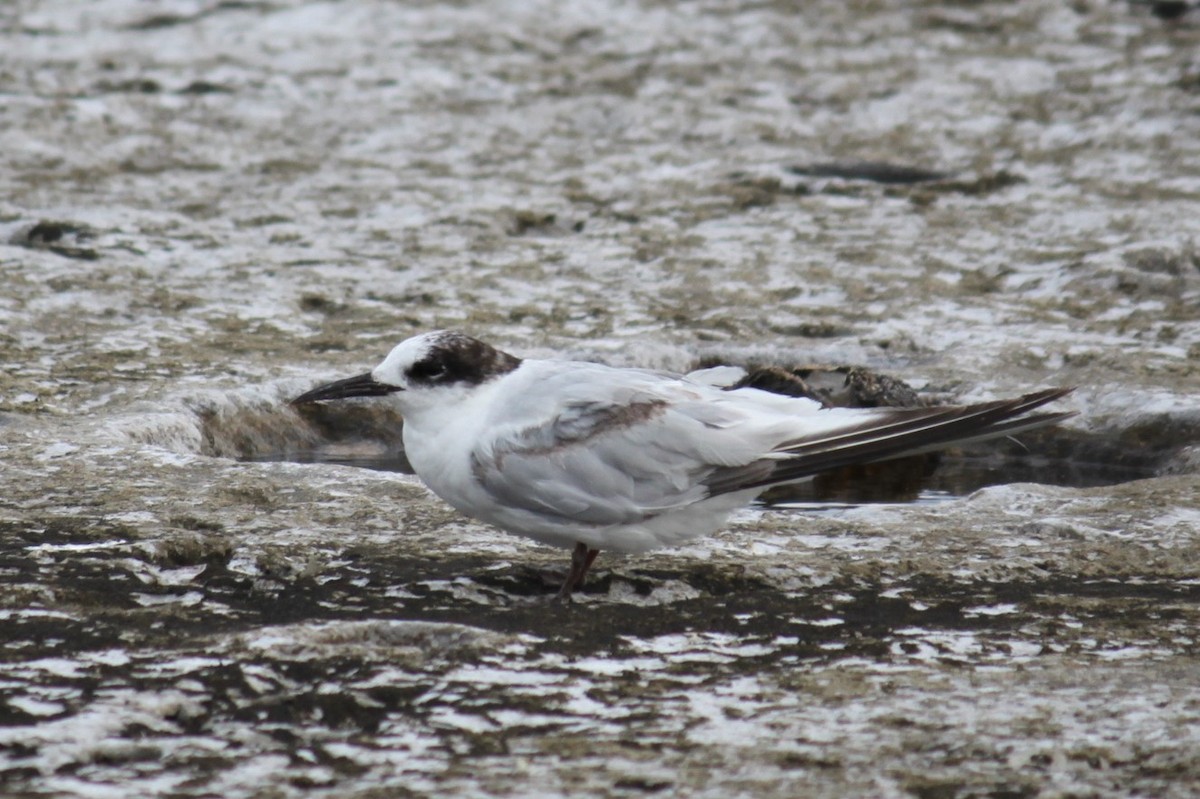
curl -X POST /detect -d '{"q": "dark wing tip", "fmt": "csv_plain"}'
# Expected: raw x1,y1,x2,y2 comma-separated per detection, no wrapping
1018,386,1075,405
709,385,1077,495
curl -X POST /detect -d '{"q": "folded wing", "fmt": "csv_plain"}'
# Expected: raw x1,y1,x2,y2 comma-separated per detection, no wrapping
470,392,754,526
470,369,1073,527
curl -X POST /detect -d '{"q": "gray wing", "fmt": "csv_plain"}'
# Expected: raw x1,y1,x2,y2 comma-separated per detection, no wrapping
468,384,1075,524
469,394,775,527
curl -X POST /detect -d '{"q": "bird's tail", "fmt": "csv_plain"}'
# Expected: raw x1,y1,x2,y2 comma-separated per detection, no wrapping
734,387,1075,492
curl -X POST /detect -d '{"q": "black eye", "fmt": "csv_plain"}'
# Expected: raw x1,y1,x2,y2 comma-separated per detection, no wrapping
408,358,448,382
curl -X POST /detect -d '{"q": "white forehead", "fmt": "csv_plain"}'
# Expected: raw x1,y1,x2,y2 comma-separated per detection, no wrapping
373,331,443,378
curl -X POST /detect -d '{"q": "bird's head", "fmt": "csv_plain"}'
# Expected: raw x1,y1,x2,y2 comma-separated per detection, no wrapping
290,331,522,410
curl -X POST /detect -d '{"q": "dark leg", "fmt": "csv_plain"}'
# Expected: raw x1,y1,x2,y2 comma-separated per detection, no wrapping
575,547,600,590
556,542,601,601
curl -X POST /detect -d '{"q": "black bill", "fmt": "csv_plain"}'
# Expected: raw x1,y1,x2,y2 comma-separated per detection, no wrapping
290,372,401,405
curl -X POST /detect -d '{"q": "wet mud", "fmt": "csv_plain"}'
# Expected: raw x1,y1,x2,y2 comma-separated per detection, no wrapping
3,0,1200,797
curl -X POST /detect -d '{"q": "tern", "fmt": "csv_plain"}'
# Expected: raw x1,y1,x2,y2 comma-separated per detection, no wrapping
291,331,1074,600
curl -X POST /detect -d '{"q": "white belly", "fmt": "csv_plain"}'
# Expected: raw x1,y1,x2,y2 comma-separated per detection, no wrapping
404,419,753,554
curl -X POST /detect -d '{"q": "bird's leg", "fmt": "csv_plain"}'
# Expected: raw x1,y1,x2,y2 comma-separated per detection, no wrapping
575,547,600,590
556,542,601,601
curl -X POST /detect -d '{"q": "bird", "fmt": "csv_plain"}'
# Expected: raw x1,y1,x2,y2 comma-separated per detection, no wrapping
290,331,1074,600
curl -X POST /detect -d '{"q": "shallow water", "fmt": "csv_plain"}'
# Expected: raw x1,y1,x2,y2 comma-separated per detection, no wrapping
3,1,1200,797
